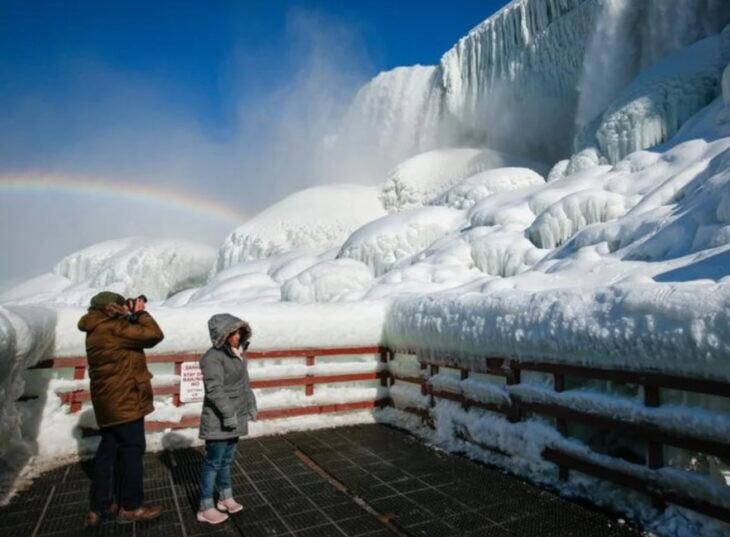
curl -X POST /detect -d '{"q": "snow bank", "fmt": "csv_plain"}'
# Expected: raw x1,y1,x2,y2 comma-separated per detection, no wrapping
385,283,730,379
0,306,56,502
380,148,547,213
215,185,386,272
1,238,215,306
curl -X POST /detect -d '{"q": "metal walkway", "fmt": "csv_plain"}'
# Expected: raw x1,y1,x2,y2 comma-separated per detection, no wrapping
0,425,642,537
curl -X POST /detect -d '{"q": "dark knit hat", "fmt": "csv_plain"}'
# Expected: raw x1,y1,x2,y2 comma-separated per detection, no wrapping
89,291,125,310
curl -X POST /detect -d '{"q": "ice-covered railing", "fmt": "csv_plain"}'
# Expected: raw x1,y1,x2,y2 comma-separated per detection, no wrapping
385,349,730,526
27,346,391,435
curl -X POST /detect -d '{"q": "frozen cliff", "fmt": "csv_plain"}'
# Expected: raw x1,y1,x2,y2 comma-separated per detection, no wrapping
335,0,730,174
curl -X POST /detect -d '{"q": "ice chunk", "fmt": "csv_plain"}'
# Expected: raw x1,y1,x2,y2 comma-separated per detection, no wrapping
338,206,466,276
434,167,545,210
215,185,386,272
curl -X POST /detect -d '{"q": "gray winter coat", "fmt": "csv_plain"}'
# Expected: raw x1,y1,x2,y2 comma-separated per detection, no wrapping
198,314,257,440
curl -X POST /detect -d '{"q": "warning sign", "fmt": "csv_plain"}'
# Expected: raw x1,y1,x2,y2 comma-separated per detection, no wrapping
179,362,204,403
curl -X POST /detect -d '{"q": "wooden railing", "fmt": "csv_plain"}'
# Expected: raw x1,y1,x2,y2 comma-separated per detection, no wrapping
28,346,391,432
387,351,730,524
24,346,730,524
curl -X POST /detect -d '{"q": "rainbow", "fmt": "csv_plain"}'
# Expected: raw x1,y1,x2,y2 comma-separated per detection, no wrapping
0,171,248,224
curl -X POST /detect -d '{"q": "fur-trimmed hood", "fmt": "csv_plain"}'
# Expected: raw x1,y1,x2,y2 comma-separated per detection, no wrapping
208,313,252,349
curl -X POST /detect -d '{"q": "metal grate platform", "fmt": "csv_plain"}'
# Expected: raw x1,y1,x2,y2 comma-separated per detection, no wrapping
0,424,642,536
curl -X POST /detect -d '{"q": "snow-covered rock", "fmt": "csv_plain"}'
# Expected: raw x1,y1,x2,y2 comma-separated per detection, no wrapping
381,148,547,213
338,206,466,276
215,185,386,272
434,167,545,210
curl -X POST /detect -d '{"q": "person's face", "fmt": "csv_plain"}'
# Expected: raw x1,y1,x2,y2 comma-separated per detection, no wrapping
227,331,241,349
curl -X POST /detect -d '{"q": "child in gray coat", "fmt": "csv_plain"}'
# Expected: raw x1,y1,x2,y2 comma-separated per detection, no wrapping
197,314,257,524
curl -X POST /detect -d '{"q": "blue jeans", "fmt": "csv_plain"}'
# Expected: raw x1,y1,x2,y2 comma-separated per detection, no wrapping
199,439,238,510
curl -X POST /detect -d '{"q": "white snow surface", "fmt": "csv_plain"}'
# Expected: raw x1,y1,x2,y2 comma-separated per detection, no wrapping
215,185,386,272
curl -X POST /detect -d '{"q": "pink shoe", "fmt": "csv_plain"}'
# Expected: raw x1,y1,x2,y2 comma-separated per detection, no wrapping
217,498,243,514
197,508,229,524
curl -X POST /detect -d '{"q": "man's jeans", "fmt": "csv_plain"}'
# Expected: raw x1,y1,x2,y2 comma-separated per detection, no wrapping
199,439,239,510
91,418,146,512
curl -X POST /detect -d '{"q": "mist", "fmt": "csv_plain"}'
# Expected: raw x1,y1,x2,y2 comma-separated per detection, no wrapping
0,7,381,284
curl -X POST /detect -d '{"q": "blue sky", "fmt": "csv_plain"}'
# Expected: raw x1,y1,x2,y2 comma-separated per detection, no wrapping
1,1,505,144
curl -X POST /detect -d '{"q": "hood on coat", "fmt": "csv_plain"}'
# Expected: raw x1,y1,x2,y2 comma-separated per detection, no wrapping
208,313,252,349
78,304,127,333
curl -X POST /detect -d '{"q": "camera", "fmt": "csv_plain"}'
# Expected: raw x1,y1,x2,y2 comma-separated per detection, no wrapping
125,295,148,322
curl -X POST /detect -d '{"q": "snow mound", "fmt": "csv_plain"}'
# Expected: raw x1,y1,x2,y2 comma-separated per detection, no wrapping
434,167,545,209
527,189,629,249
215,185,386,272
380,148,547,213
281,259,373,303
185,272,281,305
2,238,215,306
338,207,466,276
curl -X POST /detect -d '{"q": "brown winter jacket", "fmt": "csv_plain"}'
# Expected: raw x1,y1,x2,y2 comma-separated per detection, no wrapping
78,307,164,428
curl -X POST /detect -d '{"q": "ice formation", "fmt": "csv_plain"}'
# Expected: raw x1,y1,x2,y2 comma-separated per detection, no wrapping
433,167,545,210
215,185,386,272
579,34,728,164
380,148,547,212
280,258,374,303
338,206,465,276
338,0,730,171
0,237,216,306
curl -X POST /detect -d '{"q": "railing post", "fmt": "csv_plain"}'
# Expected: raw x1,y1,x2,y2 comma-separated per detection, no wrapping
173,361,182,407
644,384,665,510
420,362,428,396
429,365,439,408
305,355,315,396
70,365,85,413
460,368,470,411
380,348,391,388
554,372,569,481
506,361,521,423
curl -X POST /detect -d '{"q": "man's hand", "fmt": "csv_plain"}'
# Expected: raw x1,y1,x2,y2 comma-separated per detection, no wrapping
133,297,146,313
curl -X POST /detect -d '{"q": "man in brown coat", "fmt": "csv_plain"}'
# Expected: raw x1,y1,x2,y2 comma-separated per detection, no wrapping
78,291,164,526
